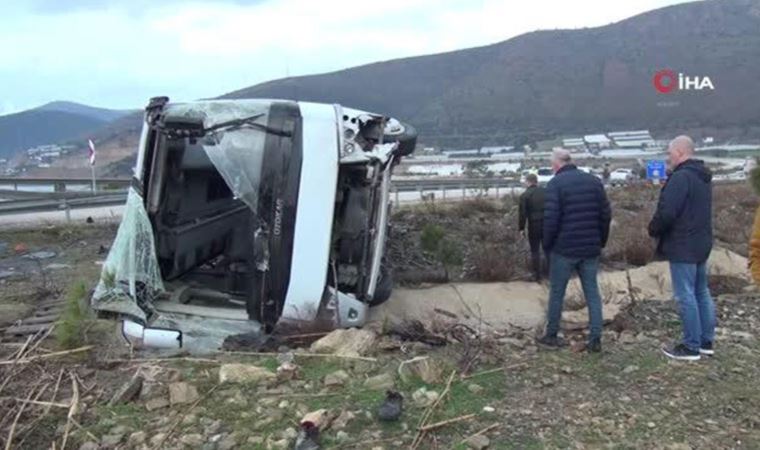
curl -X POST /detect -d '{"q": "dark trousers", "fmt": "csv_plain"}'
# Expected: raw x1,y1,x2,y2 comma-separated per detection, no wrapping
546,252,603,342
527,219,547,280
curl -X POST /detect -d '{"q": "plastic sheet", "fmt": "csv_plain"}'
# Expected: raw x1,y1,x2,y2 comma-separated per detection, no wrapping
92,187,163,322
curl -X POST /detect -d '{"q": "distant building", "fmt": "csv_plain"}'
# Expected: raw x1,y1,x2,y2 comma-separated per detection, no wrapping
562,137,586,150
407,164,463,176
608,130,656,149
480,146,515,154
442,149,483,158
487,162,521,174
584,134,612,150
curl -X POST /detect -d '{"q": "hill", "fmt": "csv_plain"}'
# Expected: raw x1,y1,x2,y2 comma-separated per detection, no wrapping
222,0,760,148
36,101,132,123
0,109,106,160
0,102,135,160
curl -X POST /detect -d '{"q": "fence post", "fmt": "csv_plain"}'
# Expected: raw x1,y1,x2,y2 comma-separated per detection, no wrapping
61,200,71,223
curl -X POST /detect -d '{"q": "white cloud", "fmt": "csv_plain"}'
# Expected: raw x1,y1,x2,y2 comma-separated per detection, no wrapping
0,0,692,111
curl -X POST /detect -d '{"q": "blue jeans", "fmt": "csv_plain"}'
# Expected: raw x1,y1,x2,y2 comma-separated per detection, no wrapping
545,253,603,341
669,262,716,352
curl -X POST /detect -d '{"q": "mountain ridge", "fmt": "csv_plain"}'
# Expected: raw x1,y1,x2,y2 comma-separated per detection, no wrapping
0,101,136,160
221,0,760,147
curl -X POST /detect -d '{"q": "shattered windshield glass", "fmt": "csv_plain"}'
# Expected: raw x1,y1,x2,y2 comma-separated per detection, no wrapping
162,100,275,211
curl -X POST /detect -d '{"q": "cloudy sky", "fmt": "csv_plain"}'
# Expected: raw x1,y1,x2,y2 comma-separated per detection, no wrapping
1,0,693,114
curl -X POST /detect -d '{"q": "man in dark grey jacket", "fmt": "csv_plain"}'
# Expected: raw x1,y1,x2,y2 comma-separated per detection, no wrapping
649,135,715,361
519,173,546,281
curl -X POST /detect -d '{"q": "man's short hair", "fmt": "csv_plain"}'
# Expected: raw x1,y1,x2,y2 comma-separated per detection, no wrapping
526,173,538,184
670,135,696,154
552,149,572,164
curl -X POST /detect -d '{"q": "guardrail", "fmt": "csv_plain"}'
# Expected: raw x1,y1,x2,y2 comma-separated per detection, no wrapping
0,178,521,216
0,193,128,215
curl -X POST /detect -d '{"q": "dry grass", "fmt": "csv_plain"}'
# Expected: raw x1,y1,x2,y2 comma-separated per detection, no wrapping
390,182,757,283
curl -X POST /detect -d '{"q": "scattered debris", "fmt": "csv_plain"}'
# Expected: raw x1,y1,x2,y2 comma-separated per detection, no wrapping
301,409,332,429
294,421,320,450
388,320,448,346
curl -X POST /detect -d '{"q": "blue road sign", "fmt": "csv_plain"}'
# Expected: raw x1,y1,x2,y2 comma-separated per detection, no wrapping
646,160,667,180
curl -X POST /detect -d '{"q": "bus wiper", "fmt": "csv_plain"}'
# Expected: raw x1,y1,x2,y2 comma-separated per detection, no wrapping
156,113,292,139
205,114,292,137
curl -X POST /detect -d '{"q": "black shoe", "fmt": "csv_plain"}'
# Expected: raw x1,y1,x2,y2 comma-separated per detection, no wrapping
294,422,320,450
585,339,602,353
377,391,403,422
662,343,701,361
700,342,715,356
536,334,566,349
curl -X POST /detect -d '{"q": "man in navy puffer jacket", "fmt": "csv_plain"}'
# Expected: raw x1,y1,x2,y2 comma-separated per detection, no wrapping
649,135,715,361
537,149,611,352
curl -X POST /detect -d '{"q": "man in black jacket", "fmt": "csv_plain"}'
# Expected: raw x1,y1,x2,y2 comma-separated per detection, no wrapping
519,173,546,281
536,150,611,352
649,136,715,361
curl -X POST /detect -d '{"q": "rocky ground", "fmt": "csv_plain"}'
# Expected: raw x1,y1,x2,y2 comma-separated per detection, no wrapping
1,289,759,449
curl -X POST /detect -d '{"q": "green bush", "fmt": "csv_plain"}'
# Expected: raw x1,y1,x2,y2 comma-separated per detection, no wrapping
420,224,446,254
55,281,90,349
420,224,462,279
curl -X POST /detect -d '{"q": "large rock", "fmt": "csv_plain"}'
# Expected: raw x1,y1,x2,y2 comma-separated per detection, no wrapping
465,434,490,449
145,396,169,411
301,408,332,428
324,370,350,387
310,328,377,357
363,373,395,390
331,410,355,430
411,387,439,408
168,382,200,405
398,356,444,384
219,364,277,385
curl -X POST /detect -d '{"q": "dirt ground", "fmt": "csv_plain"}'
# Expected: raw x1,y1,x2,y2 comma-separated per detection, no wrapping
0,182,758,449
1,291,759,449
